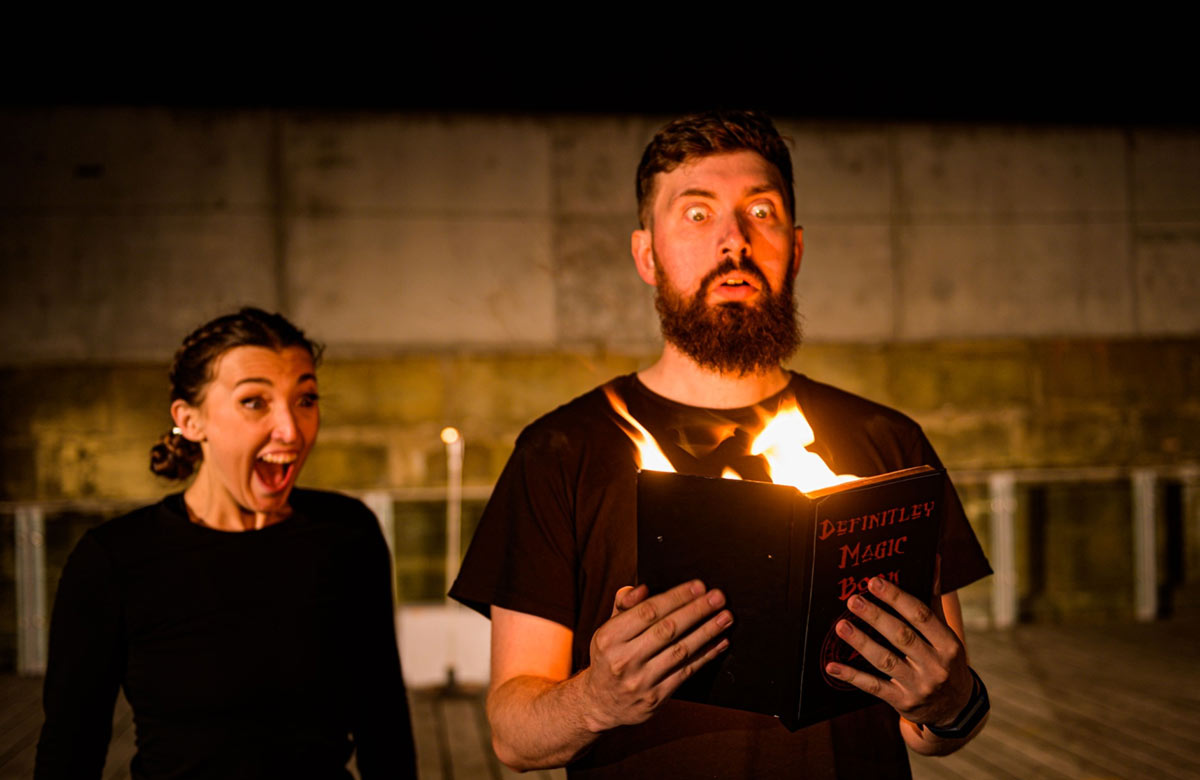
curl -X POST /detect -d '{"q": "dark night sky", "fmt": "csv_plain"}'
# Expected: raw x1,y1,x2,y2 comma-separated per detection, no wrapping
4,26,1195,126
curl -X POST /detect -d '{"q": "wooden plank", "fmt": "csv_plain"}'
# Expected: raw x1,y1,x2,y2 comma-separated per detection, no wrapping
442,696,495,780
410,690,446,780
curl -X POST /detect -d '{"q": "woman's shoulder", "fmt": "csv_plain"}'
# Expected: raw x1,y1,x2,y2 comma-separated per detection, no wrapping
89,493,180,538
289,488,380,534
289,487,372,516
67,495,187,571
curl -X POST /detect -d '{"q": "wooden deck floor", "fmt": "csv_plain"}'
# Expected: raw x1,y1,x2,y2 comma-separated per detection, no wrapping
3,617,1197,779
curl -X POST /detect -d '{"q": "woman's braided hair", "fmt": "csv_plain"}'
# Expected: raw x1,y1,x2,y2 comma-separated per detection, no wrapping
149,307,322,480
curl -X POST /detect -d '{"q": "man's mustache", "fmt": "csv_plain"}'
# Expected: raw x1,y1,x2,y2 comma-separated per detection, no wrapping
699,256,772,296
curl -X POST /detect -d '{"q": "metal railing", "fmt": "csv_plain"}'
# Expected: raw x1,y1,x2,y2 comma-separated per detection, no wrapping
5,463,1197,675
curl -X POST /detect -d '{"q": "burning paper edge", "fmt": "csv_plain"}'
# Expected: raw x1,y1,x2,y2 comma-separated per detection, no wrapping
603,385,676,472
749,398,859,494
605,385,859,493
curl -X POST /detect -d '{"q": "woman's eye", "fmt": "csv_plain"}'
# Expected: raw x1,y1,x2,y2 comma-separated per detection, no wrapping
240,397,265,411
684,206,707,223
298,393,320,408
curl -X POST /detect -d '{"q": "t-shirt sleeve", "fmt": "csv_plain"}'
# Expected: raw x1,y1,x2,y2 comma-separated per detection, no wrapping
449,425,579,629
910,431,993,594
35,532,124,780
345,503,418,779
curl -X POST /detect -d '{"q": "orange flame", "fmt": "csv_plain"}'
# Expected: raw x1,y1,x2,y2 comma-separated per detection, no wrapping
603,385,675,472
750,398,858,493
605,386,857,494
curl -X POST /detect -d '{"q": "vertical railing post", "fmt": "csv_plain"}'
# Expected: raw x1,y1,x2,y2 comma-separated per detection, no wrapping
988,472,1017,629
15,504,48,675
1132,468,1158,621
440,428,465,689
441,428,464,599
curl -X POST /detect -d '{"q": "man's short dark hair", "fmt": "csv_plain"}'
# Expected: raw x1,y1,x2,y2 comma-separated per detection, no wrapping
636,110,795,228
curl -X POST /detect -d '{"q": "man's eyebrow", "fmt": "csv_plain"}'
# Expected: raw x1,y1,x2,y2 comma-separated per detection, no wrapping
672,184,783,202
673,187,718,201
745,183,783,198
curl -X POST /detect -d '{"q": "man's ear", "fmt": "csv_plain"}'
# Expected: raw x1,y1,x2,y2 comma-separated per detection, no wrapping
171,399,205,443
790,225,804,281
631,228,657,286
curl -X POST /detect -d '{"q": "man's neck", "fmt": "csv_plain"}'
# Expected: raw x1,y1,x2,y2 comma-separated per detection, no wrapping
637,344,792,409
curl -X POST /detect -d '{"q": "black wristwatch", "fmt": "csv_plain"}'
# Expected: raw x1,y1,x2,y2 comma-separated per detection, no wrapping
922,667,990,739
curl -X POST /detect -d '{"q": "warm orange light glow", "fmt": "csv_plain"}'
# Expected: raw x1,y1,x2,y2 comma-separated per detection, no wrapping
750,399,858,493
603,386,676,472
604,388,857,493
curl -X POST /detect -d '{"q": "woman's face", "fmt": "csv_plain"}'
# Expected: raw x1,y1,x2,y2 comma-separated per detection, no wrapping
175,345,319,517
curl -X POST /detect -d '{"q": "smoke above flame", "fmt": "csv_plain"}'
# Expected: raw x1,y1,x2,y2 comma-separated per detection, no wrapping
605,386,857,494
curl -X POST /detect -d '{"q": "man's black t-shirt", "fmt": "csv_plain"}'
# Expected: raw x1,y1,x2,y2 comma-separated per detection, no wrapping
450,373,991,779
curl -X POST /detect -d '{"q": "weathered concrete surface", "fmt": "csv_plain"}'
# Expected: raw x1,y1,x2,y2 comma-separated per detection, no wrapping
288,215,555,347
897,221,1135,338
549,116,659,217
894,125,1127,217
3,338,1196,503
781,122,891,222
0,214,278,362
797,224,894,341
284,114,552,216
1135,226,1200,334
0,108,272,211
2,109,1197,363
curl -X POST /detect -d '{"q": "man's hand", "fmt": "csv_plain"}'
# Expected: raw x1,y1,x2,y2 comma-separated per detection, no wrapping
824,575,973,729
486,581,732,770
580,580,732,732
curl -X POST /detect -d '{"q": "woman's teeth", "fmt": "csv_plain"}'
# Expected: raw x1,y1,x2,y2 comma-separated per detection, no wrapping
258,453,298,464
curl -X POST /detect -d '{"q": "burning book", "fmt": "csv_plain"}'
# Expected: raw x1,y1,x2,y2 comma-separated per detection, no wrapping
608,387,944,730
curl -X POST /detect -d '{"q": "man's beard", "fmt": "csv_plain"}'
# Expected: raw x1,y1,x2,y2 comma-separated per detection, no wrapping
653,253,801,377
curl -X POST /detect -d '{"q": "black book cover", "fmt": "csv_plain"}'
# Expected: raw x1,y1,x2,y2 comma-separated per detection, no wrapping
636,466,943,730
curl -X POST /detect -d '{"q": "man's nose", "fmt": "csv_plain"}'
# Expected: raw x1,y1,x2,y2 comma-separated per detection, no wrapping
718,212,752,256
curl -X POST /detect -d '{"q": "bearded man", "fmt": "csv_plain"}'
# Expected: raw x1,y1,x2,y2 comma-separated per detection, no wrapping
450,110,991,779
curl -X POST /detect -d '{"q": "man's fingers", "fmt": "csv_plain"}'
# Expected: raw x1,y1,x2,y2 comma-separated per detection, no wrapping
864,576,956,652
824,659,902,707
606,580,711,643
611,585,647,617
655,634,731,699
834,615,918,688
641,606,733,683
845,594,931,674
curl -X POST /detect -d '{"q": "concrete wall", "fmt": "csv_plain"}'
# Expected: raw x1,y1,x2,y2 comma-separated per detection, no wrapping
2,108,1198,629
4,110,1198,364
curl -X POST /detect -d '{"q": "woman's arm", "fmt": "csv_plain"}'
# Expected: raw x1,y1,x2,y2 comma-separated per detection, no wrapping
35,532,124,779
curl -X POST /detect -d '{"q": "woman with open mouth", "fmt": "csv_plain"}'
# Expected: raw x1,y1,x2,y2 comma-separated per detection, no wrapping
35,307,416,779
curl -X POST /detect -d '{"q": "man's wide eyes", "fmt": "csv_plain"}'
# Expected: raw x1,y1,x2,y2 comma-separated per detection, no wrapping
684,206,707,222
750,203,773,219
